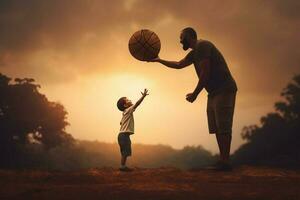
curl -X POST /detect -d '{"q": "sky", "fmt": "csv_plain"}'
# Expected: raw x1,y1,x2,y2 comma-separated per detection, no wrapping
0,0,299,153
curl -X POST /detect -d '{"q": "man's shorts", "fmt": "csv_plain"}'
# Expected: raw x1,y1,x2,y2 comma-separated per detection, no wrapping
207,92,236,135
118,132,132,157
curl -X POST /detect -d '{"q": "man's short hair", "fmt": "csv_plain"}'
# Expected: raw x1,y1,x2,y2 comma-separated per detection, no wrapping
182,27,197,39
117,97,127,111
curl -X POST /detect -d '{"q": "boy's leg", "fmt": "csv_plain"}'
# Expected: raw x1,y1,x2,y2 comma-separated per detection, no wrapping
118,133,128,169
118,133,132,171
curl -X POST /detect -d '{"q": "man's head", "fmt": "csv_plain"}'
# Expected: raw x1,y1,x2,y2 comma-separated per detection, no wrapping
117,97,133,111
180,27,197,50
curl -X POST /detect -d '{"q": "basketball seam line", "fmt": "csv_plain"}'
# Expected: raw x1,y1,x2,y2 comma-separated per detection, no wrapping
144,38,160,57
141,30,149,61
132,33,146,56
141,30,146,61
143,32,154,60
143,43,158,57
142,32,154,60
131,31,155,60
147,40,160,51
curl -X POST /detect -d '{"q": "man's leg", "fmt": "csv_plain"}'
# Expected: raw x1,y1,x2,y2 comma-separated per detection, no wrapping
215,134,223,161
121,155,127,166
216,134,232,163
214,92,236,170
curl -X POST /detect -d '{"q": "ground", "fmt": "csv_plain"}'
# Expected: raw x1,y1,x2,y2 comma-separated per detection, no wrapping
0,166,299,200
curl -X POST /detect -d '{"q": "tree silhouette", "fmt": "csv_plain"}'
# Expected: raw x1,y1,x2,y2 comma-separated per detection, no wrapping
0,73,73,167
275,75,300,122
233,74,300,166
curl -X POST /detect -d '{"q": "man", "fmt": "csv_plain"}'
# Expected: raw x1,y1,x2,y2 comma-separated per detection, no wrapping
149,27,237,171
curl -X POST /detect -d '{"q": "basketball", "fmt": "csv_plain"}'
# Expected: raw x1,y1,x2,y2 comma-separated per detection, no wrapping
128,29,161,61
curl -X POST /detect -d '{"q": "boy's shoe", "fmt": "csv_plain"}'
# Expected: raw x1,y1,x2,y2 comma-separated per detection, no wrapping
119,166,133,172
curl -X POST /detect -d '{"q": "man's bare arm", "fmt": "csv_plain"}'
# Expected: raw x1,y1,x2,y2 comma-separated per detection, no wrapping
150,57,192,69
186,59,210,102
194,59,210,94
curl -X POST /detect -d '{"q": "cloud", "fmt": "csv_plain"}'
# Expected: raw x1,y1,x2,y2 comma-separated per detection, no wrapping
129,0,300,94
0,0,299,96
0,1,135,83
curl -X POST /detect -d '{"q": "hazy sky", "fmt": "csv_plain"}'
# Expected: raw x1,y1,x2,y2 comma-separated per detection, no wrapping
0,0,299,153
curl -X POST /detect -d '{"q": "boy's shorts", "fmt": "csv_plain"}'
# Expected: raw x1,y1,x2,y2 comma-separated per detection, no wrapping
118,132,132,157
207,92,236,135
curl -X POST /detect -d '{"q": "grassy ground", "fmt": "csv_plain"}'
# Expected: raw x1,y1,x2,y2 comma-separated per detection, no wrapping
0,166,299,200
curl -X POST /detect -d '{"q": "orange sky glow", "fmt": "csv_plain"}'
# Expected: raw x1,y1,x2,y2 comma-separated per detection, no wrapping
1,0,299,153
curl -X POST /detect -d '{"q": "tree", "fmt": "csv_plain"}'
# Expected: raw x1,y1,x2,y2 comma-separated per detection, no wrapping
0,73,74,167
233,74,300,166
275,75,300,122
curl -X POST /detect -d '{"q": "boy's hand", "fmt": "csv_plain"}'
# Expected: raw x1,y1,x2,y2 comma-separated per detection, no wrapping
141,89,149,97
133,89,149,109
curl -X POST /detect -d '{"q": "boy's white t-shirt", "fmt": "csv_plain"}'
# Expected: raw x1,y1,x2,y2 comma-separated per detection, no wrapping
119,105,135,134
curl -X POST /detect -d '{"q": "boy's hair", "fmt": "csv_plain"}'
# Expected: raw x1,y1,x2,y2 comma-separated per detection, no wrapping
182,27,197,39
117,97,127,111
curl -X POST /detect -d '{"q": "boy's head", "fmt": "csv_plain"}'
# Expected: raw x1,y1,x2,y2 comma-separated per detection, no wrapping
117,97,133,111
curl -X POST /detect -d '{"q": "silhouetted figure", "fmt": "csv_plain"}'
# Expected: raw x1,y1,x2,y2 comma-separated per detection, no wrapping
149,27,237,171
117,89,149,171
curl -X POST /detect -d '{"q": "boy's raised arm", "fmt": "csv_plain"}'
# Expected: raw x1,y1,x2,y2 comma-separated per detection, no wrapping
133,89,149,110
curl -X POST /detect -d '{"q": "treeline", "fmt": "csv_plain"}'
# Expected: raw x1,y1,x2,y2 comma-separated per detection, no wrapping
233,74,300,167
10,141,214,170
1,72,299,170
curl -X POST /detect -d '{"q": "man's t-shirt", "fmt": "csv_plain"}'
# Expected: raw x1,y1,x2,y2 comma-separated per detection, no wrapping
186,40,237,96
119,105,135,134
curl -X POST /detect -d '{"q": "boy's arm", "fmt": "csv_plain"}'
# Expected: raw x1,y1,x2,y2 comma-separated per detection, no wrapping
133,89,149,110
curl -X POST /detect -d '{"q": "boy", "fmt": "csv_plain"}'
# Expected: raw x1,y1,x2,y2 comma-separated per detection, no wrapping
117,89,149,171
